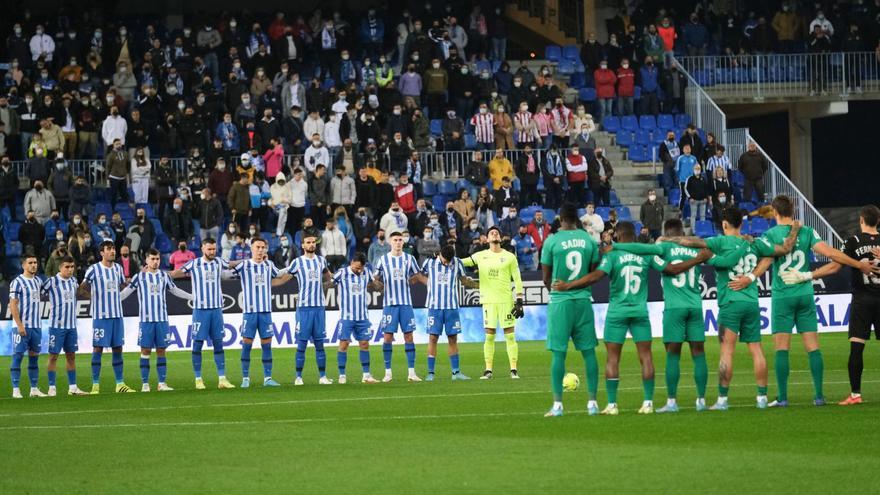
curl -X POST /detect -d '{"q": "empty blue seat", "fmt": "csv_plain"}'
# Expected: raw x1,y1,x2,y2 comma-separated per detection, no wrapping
438,180,457,195
150,219,164,235
669,188,681,206
557,59,576,75
621,115,639,132
694,220,715,238
475,60,491,74
616,207,632,220
639,115,656,130
609,190,620,206
542,209,556,224
657,114,674,131
675,114,692,128
5,241,21,256
562,44,580,61
731,170,745,188
545,45,562,63
628,145,647,162
464,134,477,149
429,119,443,136
431,195,448,209
321,78,336,90
578,87,596,102
422,181,437,197
455,179,469,192
596,207,611,221
156,235,172,253
634,86,642,99
750,218,770,236
7,222,21,239
635,128,651,145
602,116,620,133
616,131,634,148
739,201,756,213
568,72,586,88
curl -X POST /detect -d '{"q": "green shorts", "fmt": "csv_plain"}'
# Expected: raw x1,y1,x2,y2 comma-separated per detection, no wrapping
546,299,597,352
483,302,516,330
718,301,762,343
772,295,818,334
603,314,652,344
663,307,705,343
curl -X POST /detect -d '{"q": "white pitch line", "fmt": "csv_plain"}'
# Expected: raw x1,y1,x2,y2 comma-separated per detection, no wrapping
0,380,873,421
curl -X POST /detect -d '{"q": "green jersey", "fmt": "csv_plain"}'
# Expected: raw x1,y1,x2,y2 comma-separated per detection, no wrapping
757,225,821,299
706,235,759,305
650,242,704,310
597,250,658,317
541,229,600,302
462,249,523,304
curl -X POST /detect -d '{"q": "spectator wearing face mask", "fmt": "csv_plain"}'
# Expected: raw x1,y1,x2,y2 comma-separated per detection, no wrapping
380,202,409,235
640,189,665,239
496,190,520,231
0,159,17,219
197,188,224,242
470,103,495,151
565,144,587,204
616,58,635,116
368,229,391,266
68,176,91,220
587,147,614,207
593,60,616,123
515,144,541,208
710,192,732,230
709,167,732,206
164,198,194,246
416,225,441,265
47,158,73,218
511,224,536,270
330,166,356,217
675,143,697,210
685,164,709,227
24,180,56,224
549,99,572,149
541,145,565,210
526,210,551,255
129,147,150,205
304,134,330,174
44,240,69,277
20,210,46,257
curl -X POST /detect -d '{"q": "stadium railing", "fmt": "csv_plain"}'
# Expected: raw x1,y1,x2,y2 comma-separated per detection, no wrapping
677,52,880,101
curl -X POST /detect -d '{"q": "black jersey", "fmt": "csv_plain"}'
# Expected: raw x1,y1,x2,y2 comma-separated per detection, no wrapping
844,232,880,296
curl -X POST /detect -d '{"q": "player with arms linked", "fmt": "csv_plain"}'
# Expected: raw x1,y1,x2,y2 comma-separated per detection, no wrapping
332,252,383,384
9,255,47,398
44,256,89,396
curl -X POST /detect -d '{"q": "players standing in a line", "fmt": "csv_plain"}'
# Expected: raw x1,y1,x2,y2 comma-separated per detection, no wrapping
78,240,136,394
783,204,880,405
740,195,878,408
169,238,240,390
43,256,89,396
554,222,710,415
462,226,525,380
232,237,287,388
9,256,46,398
540,204,602,417
275,233,334,385
662,209,798,410
119,249,193,392
373,231,424,383
332,252,381,384
415,244,477,381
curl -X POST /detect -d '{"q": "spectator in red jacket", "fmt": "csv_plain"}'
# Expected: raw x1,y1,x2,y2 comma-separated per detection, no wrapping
526,210,551,254
394,174,417,214
658,17,677,67
593,60,617,124
262,137,284,183
615,58,635,116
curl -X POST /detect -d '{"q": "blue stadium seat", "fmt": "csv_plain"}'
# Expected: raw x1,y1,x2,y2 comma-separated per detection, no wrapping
596,207,611,221
621,115,639,132
628,145,647,162
5,241,21,256
156,235,172,253
429,119,443,136
541,209,556,224
657,114,674,131
150,219,164,236
693,220,714,238
639,115,656,130
475,60,492,74
431,195,448,209
616,207,632,220
609,190,620,206
568,72,586,88
635,128,651,146
562,44,580,61
545,45,562,63
557,59,576,75
739,202,756,213
634,86,642,100
731,170,745,188
455,179,469,193
675,114,692,128
750,218,770,236
578,87,596,102
438,180,457,196
95,202,112,218
422,181,437,197
668,188,681,206
616,131,634,148
464,134,477,149
267,234,281,252
7,222,21,239
321,78,336,90
602,116,620,133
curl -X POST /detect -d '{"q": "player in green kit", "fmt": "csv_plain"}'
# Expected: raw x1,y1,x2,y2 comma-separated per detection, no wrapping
662,208,798,410
540,204,602,417
613,218,743,413
739,195,877,407
553,222,709,415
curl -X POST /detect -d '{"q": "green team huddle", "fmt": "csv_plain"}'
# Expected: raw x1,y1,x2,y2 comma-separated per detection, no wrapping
539,196,880,417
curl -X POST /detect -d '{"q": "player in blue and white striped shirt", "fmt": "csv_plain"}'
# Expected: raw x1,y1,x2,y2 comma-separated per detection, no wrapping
275,232,334,385
232,237,286,388
78,240,136,394
417,245,477,381
9,256,46,398
120,249,193,392
169,237,240,390
373,231,424,382
331,252,380,384
43,256,89,397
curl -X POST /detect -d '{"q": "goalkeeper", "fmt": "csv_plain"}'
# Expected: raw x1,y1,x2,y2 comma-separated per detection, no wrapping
463,226,525,380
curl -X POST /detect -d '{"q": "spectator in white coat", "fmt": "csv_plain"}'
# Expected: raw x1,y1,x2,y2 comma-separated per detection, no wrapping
101,106,127,149
269,172,292,237
30,25,56,62
330,166,356,214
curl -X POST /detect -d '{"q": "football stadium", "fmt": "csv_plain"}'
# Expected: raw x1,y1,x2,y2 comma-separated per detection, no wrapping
0,1,879,493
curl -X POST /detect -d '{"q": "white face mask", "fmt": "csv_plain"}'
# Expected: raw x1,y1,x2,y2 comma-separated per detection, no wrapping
432,63,440,69
718,196,727,204
648,194,656,201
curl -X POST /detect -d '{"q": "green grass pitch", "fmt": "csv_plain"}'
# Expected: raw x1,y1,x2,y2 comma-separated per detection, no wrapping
1,333,878,494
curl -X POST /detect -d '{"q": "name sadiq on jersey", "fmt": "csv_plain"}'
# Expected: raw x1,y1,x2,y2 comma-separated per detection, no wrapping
560,239,588,249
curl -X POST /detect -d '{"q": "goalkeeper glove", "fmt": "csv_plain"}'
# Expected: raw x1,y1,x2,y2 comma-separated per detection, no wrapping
512,298,525,319
780,269,812,285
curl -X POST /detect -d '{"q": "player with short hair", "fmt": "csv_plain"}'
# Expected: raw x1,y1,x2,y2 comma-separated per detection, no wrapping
78,240,136,394
119,249,193,392
232,237,286,388
782,204,880,405
332,252,381,384
169,238,239,390
373,231,423,382
275,233,334,385
662,208,798,410
744,195,878,407
554,222,710,415
416,244,477,381
462,226,525,380
44,256,89,396
9,256,46,398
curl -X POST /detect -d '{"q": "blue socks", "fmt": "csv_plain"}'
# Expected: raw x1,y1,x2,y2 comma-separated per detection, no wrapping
314,342,326,377
428,355,436,374
67,369,76,387
157,357,167,383
192,340,204,378
405,342,416,369
261,343,273,378
450,354,460,374
383,342,393,370
91,351,102,382
11,353,22,387
27,355,38,387
360,349,370,373
111,351,124,384
241,342,253,379
48,370,57,387
140,355,150,384
212,339,225,376
296,340,307,377
338,349,348,375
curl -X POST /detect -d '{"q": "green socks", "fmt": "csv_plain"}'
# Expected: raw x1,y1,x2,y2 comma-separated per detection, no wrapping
582,348,599,401
775,350,790,401
719,385,729,398
693,353,708,399
665,352,681,399
483,333,496,371
643,378,655,402
551,351,566,401
758,385,768,396
606,378,619,404
809,349,824,400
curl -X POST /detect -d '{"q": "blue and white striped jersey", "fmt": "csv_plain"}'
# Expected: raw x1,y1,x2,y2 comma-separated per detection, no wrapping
422,257,465,310
234,259,280,314
332,267,373,321
128,271,179,322
182,257,230,310
43,275,78,329
10,275,43,328
285,255,328,308
374,252,419,306
84,262,125,319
